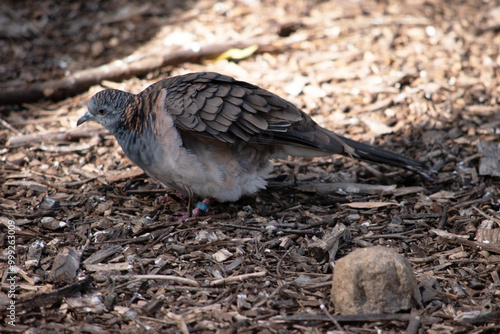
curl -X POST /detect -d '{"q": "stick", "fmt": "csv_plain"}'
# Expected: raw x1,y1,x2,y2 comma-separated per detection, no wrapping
431,229,500,254
0,36,279,105
132,274,200,287
209,271,267,286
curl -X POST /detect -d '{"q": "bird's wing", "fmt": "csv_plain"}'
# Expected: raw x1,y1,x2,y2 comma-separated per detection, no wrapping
139,72,331,149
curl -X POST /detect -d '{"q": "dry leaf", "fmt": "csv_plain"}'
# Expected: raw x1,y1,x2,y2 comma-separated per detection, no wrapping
212,45,259,62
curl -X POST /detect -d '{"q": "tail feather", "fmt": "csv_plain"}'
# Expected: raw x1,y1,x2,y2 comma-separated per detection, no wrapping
328,133,433,179
336,135,422,168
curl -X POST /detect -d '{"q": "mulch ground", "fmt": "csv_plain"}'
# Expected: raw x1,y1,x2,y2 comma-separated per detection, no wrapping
1,0,500,332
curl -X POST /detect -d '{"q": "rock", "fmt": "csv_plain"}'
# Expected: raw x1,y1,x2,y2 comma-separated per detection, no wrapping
331,246,421,314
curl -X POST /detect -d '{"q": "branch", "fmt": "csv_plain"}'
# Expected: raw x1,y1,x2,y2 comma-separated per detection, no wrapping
0,35,279,105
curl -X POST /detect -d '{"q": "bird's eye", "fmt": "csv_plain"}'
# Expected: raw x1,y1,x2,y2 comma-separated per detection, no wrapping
97,109,106,115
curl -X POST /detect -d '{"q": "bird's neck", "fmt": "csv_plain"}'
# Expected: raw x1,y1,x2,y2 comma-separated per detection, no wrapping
120,95,153,136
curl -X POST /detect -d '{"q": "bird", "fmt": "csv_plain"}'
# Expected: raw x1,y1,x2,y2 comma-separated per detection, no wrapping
77,72,427,213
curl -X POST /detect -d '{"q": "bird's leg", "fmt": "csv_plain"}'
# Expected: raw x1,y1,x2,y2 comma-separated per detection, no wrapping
158,193,187,203
168,196,214,220
159,188,215,221
161,189,213,219
191,197,215,217
186,188,194,217
159,192,191,221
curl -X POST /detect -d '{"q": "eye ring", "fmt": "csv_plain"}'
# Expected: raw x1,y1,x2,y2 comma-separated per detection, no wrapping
97,108,106,115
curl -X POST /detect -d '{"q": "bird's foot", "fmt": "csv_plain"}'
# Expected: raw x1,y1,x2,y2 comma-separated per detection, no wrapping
169,211,189,222
165,197,215,221
192,197,215,217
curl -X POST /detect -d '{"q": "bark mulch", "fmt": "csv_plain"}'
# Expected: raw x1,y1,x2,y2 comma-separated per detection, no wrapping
1,0,500,332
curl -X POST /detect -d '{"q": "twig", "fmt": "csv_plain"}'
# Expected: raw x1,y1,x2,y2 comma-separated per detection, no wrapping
1,276,93,311
405,312,421,334
162,285,226,293
253,283,291,308
350,93,406,114
0,36,279,105
64,178,98,188
277,248,293,278
460,310,500,324
431,229,500,254
7,128,108,147
472,206,500,225
209,271,266,286
222,223,317,235
0,116,22,135
320,303,343,330
276,312,412,323
362,233,407,239
296,181,397,195
132,274,200,287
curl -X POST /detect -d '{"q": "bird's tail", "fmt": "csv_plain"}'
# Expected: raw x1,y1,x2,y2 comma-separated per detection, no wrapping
322,129,432,178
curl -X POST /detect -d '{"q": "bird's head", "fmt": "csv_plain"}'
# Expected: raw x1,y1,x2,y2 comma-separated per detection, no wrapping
77,89,134,134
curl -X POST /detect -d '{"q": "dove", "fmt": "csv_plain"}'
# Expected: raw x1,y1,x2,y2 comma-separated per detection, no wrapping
77,72,427,210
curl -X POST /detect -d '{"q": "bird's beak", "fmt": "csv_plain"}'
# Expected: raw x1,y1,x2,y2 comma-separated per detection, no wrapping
77,112,94,126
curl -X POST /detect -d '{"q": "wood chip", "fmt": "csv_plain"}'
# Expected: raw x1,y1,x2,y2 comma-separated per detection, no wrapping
343,202,400,209
4,180,48,192
476,228,500,245
84,263,133,272
50,247,81,283
106,167,145,183
83,245,124,264
477,141,500,176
